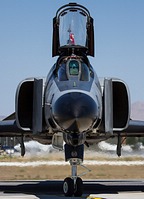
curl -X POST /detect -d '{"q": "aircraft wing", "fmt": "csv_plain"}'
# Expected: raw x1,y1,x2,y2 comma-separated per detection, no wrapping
0,113,26,136
126,119,144,134
118,119,144,137
2,112,15,121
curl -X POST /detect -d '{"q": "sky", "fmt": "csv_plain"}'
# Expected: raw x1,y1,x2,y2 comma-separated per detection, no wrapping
0,0,144,116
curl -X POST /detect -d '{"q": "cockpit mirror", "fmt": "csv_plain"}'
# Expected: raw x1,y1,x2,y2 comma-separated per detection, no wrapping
52,3,94,57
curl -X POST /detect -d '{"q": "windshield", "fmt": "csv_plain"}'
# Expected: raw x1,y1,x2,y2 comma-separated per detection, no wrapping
59,10,87,47
69,60,79,75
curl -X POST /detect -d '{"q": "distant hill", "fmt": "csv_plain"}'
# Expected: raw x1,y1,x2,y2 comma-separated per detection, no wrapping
131,101,144,120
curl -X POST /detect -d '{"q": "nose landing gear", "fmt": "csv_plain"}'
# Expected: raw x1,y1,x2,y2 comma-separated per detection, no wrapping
63,144,90,197
63,159,83,197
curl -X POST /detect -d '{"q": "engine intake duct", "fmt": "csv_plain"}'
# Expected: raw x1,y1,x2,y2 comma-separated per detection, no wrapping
15,78,44,133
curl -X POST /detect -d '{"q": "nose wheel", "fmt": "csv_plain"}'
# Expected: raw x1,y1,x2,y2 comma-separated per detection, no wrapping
63,176,83,197
63,177,74,197
74,177,83,197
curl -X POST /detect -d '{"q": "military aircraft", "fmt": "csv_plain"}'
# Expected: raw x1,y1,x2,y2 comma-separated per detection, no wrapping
1,2,144,197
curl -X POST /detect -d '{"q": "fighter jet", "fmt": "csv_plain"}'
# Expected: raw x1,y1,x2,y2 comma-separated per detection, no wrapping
0,2,144,197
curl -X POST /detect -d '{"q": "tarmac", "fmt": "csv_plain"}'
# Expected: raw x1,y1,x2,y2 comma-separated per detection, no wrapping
0,179,144,198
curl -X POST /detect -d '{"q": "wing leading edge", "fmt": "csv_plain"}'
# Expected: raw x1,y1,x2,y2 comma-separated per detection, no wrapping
0,120,25,136
0,113,25,136
116,119,144,137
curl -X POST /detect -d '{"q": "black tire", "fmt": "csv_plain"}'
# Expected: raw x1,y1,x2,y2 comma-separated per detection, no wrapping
63,177,74,197
74,177,83,197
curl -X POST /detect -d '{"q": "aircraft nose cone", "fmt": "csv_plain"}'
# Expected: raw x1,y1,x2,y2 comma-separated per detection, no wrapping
53,92,98,132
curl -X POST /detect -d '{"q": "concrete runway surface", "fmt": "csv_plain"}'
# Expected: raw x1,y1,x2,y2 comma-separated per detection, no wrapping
0,180,144,199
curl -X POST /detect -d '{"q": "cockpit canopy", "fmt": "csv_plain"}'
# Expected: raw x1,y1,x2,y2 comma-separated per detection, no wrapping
59,9,87,47
52,3,94,57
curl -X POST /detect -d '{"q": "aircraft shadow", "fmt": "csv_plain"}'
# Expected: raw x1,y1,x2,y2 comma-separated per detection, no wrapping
84,180,144,194
0,180,144,197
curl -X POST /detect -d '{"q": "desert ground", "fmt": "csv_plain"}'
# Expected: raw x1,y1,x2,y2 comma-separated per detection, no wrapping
1,165,144,180
0,150,144,181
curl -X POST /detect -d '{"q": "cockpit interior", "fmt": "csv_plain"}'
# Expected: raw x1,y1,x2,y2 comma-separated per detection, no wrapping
56,56,92,82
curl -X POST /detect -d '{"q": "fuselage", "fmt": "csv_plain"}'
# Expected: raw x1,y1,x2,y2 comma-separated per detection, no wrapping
44,54,102,145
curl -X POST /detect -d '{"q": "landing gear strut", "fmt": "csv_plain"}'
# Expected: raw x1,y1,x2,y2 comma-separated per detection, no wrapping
63,144,87,197
20,135,25,157
116,134,126,157
16,135,25,157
